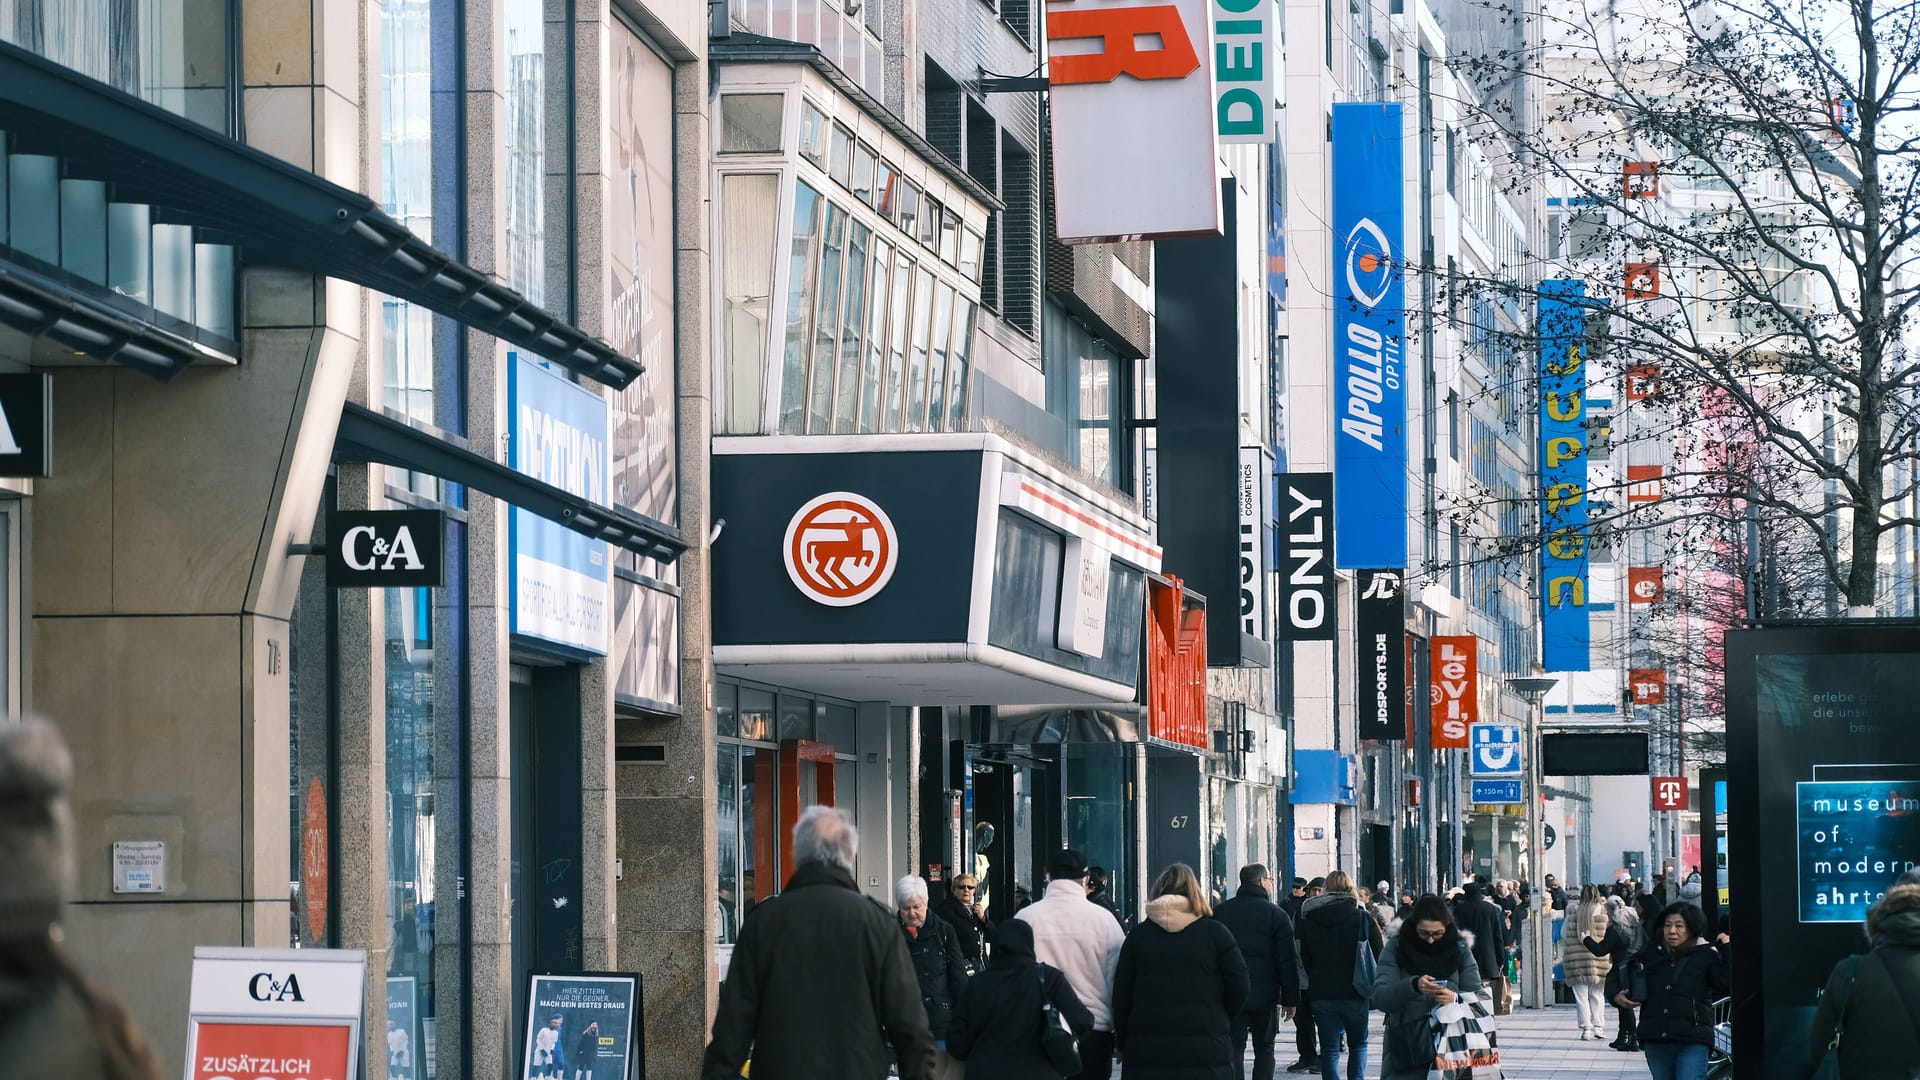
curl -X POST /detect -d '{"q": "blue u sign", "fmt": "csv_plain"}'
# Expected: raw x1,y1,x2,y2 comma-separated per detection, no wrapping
1470,724,1524,777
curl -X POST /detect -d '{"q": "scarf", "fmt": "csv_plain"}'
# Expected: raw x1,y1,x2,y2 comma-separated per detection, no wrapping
1400,933,1469,980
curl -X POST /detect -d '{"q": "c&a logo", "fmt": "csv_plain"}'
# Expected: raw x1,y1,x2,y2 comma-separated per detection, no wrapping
247,972,306,1003
783,492,899,607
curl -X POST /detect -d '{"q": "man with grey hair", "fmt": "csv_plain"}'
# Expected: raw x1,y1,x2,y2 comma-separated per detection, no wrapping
703,806,936,1080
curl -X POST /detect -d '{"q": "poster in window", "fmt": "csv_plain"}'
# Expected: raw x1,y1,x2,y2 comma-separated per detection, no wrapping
521,972,643,1080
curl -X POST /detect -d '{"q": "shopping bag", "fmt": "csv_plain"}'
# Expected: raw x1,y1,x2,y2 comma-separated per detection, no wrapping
1427,987,1502,1080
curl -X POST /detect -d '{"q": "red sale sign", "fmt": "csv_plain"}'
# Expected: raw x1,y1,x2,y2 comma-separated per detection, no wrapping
192,1022,353,1080
1652,776,1689,811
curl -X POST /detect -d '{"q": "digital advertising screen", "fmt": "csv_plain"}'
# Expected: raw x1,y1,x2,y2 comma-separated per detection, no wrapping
1725,625,1920,1079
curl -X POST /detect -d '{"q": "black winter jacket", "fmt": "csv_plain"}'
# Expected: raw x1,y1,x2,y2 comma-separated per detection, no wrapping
948,920,1093,1080
1582,922,1633,997
1807,911,1920,1080
702,862,936,1080
1451,891,1507,980
1214,884,1301,1012
1627,941,1730,1047
935,894,993,973
905,910,971,1041
1296,893,1384,1002
1112,896,1251,1080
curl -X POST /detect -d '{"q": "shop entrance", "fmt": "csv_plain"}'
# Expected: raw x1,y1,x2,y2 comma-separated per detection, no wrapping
508,662,584,1066
967,746,1060,919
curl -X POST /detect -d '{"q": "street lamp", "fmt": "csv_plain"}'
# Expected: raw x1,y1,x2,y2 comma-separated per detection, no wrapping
1507,675,1558,1011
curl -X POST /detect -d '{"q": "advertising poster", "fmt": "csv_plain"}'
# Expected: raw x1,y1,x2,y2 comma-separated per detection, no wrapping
508,352,612,654
1537,279,1590,672
386,976,421,1080
186,946,364,1080
522,972,641,1080
191,1022,354,1080
1726,626,1920,1077
1355,569,1406,740
1330,102,1407,570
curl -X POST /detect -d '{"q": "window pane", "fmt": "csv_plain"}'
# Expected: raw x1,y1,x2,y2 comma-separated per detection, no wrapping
939,209,959,265
779,182,824,434
875,160,898,218
862,239,892,433
852,141,876,205
898,184,921,240
799,101,829,167
926,281,954,432
716,681,740,738
721,93,786,152
739,687,775,741
834,222,871,433
504,0,545,305
920,195,942,248
959,228,984,282
809,203,850,433
907,267,935,431
830,124,856,188
721,173,781,434
948,297,976,431
741,746,763,907
885,255,913,431
778,694,815,740
718,744,741,944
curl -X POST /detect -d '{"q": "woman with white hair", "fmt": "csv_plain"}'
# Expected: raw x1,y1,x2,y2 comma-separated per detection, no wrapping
898,874,971,1077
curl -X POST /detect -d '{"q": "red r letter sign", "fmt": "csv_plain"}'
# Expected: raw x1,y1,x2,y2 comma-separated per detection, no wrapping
1047,5,1200,85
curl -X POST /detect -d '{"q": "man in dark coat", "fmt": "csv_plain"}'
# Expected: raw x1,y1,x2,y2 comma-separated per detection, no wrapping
1285,878,1323,1073
702,807,936,1080
1214,864,1301,1080
1087,866,1125,925
934,873,993,974
1452,882,1511,1015
948,919,1094,1080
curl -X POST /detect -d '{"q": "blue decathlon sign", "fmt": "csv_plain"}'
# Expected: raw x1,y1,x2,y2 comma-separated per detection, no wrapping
509,353,611,654
1330,102,1407,569
1470,723,1524,777
1472,779,1524,805
1539,280,1591,671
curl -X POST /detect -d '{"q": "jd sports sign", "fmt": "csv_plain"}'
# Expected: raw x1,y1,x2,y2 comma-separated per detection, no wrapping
325,510,443,587
0,373,52,478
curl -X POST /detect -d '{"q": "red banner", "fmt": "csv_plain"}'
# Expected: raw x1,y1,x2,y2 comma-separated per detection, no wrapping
1625,261,1661,298
1628,567,1664,603
1652,776,1689,811
1429,636,1477,749
1147,577,1208,749
1626,365,1661,400
1630,668,1668,704
1626,465,1664,502
192,1021,354,1080
1623,161,1659,197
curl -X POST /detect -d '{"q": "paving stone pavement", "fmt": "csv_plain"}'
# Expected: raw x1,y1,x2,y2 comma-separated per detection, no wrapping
1252,1004,1656,1080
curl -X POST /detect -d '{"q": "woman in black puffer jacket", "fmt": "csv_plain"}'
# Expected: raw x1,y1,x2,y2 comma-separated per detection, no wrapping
948,919,1093,1080
1615,902,1728,1080
897,875,971,1054
1112,863,1251,1080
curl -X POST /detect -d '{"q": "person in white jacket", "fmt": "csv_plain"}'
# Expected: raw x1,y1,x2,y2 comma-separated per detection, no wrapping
1016,847,1127,1080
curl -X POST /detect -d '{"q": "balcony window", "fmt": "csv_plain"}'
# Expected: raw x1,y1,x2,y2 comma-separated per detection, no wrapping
721,93,785,154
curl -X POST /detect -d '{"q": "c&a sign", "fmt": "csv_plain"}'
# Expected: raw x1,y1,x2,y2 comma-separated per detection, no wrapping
324,510,443,588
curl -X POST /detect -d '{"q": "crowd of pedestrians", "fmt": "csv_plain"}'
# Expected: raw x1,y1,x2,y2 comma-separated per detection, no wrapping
700,817,1920,1080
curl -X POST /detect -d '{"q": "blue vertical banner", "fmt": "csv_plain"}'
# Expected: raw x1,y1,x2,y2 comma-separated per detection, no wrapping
1538,280,1591,671
1330,103,1407,569
509,353,612,654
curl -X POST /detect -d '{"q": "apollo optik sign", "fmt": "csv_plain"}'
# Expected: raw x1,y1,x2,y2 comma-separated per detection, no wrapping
1330,102,1407,569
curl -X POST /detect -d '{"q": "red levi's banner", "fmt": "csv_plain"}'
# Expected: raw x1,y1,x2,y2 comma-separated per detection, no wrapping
191,1021,353,1080
1430,636,1478,749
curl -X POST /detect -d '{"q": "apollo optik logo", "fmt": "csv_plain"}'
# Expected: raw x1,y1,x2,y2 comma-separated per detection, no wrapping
1344,217,1396,309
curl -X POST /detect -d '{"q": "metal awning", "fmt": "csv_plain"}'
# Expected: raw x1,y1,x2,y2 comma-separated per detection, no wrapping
334,403,684,563
0,41,640,388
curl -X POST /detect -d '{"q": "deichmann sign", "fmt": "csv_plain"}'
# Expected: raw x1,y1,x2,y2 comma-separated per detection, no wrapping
1430,635,1478,749
1237,447,1266,640
186,946,365,1080
1538,280,1591,670
1275,473,1334,641
0,372,51,478
782,491,900,607
1356,569,1406,740
510,353,612,654
1331,103,1407,569
1212,0,1276,143
1046,0,1220,240
325,510,444,588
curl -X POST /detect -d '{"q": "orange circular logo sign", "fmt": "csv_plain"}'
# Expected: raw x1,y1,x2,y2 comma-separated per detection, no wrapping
302,776,329,942
783,492,899,607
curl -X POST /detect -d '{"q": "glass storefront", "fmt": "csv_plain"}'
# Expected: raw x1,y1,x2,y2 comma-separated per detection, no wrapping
714,678,860,945
1067,743,1134,921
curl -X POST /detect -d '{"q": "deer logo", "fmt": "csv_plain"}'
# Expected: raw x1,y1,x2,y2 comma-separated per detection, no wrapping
783,492,900,606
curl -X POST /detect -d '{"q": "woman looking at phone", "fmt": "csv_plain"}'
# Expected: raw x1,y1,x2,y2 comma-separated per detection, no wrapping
1371,895,1484,1080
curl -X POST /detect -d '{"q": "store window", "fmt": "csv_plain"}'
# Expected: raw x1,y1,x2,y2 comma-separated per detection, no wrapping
383,511,468,1080
3,0,234,132
289,502,335,950
503,0,546,305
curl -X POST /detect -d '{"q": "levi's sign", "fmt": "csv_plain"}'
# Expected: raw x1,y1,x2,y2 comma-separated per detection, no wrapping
1046,0,1220,240
1276,473,1335,641
1430,635,1477,749
324,510,443,588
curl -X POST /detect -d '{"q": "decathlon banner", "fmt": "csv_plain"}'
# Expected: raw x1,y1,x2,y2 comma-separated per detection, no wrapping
1330,103,1407,569
1538,280,1591,671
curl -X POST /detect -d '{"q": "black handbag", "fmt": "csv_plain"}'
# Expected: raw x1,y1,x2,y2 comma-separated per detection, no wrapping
1036,966,1082,1076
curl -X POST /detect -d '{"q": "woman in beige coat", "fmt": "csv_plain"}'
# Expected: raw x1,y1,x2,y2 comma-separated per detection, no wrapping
1562,885,1615,1041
